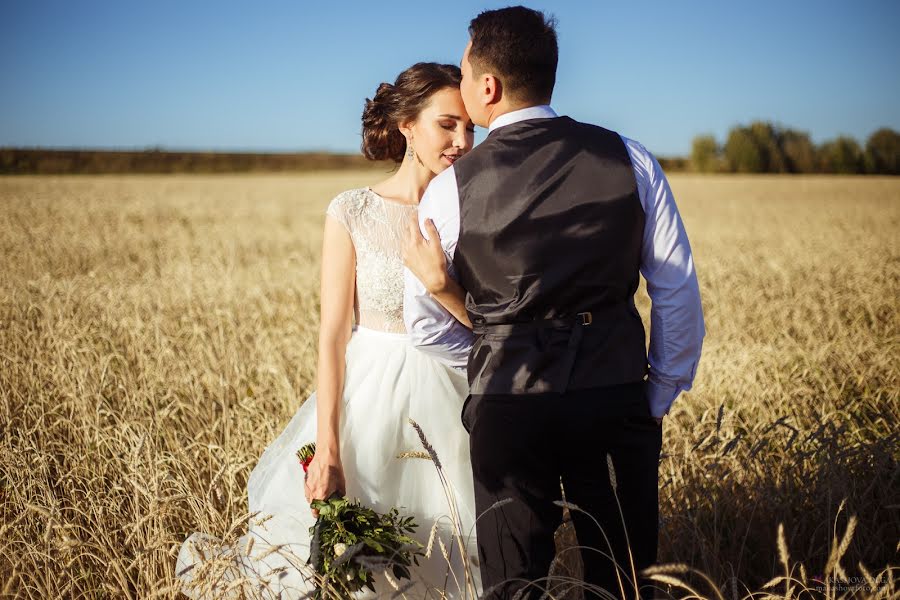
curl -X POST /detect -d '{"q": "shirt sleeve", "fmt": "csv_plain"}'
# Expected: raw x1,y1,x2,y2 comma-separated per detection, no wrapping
624,137,706,417
402,167,474,368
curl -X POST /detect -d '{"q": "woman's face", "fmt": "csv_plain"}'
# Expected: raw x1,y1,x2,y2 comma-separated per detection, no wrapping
403,87,475,175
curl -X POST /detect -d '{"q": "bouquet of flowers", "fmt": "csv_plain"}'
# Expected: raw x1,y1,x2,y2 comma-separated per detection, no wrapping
296,442,423,598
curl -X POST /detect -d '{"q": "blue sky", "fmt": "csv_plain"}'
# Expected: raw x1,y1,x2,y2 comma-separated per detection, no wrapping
1,0,898,156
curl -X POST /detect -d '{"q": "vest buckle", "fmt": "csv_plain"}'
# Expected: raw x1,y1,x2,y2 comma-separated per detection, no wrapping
577,311,593,325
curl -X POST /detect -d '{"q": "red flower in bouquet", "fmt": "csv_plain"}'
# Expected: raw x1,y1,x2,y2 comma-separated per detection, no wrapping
294,440,423,598
296,442,316,474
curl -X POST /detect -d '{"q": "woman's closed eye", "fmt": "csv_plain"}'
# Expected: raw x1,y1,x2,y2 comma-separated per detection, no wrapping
441,123,475,135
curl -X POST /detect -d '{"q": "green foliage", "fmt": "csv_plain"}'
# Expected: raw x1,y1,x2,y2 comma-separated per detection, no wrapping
715,121,895,174
818,136,864,174
864,127,900,174
725,126,766,173
724,121,792,173
691,135,720,172
750,121,789,173
781,129,817,173
307,495,423,599
0,148,391,174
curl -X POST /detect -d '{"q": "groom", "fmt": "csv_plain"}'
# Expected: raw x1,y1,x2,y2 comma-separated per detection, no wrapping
403,6,705,599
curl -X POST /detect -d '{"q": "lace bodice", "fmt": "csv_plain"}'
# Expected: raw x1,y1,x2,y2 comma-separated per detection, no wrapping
326,188,417,333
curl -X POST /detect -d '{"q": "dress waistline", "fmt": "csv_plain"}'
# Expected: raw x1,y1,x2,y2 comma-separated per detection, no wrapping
352,325,411,340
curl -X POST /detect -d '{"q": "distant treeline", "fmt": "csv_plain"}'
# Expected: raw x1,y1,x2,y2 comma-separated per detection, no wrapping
0,148,693,176
5,126,896,176
1,147,689,175
0,148,393,175
691,124,899,174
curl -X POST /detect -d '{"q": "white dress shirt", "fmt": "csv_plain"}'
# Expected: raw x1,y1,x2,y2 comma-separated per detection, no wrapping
403,105,705,417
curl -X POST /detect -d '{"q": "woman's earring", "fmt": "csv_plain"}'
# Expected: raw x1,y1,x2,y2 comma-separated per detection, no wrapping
407,144,414,159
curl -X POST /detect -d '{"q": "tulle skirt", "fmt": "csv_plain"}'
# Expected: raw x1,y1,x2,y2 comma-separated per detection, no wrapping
176,326,481,598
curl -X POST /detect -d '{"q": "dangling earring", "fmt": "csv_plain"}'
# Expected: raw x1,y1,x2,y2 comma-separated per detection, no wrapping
407,142,414,159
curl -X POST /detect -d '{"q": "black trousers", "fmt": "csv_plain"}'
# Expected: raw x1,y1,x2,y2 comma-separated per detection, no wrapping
462,382,662,600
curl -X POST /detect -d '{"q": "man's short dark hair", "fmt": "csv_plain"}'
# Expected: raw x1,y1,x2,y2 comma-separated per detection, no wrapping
468,6,558,104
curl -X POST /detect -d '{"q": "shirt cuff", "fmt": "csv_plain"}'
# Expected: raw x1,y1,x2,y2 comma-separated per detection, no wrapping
646,380,678,418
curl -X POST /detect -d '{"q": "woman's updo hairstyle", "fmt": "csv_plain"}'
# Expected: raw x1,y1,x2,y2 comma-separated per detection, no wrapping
361,62,462,163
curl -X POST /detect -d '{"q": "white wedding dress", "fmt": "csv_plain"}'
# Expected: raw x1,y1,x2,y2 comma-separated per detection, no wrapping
176,188,480,599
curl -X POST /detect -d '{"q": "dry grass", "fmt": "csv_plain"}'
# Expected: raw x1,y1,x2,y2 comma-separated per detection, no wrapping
1,172,897,598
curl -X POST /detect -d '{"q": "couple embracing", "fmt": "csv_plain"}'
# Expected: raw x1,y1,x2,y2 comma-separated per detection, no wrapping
178,6,704,599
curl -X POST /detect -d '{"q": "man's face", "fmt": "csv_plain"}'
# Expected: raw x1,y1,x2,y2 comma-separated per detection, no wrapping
460,41,488,128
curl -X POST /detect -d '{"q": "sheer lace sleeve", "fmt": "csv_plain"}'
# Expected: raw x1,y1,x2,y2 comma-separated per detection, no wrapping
323,188,417,333
325,191,356,233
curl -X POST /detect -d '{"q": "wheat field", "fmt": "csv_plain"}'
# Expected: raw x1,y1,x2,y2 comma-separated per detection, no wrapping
1,172,898,599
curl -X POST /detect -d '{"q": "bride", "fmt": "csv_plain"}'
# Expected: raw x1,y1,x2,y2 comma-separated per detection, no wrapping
176,63,478,598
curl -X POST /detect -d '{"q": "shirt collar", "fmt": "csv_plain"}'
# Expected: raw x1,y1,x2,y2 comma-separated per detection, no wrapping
487,105,558,133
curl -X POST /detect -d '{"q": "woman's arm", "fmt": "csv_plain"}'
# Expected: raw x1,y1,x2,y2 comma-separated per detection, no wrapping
424,276,472,330
304,213,355,511
402,214,472,329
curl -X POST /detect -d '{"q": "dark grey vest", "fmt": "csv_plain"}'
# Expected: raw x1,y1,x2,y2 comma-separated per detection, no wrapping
452,116,648,395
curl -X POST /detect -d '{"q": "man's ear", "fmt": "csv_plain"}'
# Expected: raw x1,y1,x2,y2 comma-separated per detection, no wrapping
483,74,503,106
